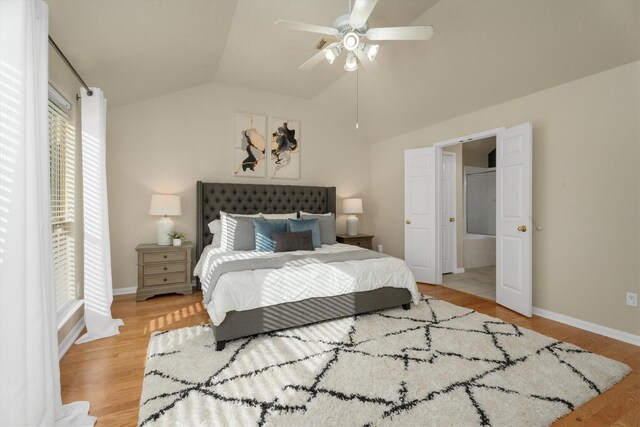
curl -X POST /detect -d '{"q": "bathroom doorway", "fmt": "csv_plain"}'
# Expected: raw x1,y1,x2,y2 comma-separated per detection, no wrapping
404,122,532,316
442,137,497,300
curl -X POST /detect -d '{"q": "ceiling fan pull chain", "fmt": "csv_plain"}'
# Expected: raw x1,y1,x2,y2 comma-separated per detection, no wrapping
356,66,359,129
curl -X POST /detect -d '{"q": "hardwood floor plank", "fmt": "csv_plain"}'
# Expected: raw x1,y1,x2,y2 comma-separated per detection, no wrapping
60,286,638,426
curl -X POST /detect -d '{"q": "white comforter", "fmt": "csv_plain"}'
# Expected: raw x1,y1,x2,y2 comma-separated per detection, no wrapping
194,243,420,326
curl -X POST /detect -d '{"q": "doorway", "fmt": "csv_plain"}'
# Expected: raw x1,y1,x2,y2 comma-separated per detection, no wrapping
442,137,497,300
404,123,532,316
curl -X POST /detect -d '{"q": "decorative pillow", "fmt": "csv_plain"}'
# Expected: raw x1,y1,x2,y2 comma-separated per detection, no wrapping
220,212,261,250
253,219,287,252
299,211,332,216
207,219,222,247
300,213,337,245
261,212,298,220
272,230,315,252
287,218,321,248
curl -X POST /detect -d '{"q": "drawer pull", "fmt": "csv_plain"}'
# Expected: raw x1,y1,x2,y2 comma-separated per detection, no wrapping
163,278,167,282
163,267,167,271
163,255,167,259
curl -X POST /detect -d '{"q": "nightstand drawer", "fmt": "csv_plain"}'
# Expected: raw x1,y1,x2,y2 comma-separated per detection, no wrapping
144,272,186,287
349,239,371,248
144,262,186,275
143,251,186,264
336,234,374,250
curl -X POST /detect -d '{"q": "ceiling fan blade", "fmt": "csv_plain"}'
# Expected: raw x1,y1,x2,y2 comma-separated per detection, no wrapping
299,50,327,71
366,26,434,41
355,50,380,72
275,20,339,36
349,0,378,29
298,42,340,71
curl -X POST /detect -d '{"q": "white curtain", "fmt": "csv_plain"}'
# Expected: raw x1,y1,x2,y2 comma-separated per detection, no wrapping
75,87,123,344
0,0,95,425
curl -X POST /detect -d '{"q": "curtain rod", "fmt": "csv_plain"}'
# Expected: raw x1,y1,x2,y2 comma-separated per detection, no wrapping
48,36,93,96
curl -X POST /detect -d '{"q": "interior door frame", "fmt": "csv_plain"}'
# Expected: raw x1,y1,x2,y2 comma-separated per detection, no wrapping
433,127,505,285
441,151,457,274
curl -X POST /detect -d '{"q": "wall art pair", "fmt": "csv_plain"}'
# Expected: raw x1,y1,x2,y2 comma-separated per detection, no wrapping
234,112,300,180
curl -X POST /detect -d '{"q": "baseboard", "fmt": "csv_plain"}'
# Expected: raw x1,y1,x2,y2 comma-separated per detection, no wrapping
113,286,137,296
454,267,465,274
58,316,85,359
532,307,640,347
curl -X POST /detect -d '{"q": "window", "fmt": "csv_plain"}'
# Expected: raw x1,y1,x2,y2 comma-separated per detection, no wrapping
48,86,76,312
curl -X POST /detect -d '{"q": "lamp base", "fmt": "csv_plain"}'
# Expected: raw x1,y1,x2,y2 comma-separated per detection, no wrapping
346,215,359,236
157,217,174,245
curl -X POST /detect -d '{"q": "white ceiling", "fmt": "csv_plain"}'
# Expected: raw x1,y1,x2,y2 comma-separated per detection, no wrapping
47,0,237,107
47,0,639,141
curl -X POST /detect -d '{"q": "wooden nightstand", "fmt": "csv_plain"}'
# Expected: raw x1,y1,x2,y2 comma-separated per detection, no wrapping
135,242,193,301
336,234,374,250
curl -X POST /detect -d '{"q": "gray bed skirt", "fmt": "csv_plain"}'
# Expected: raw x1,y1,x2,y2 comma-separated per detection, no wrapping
211,287,412,350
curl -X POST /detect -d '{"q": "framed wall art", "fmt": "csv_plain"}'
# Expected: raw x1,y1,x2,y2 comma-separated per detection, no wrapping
269,118,300,179
234,112,267,177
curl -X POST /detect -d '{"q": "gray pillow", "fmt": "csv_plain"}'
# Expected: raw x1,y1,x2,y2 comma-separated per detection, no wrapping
225,215,256,250
300,213,337,245
272,230,315,252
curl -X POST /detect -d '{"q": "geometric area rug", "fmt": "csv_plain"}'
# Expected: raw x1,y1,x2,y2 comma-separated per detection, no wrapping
138,296,630,426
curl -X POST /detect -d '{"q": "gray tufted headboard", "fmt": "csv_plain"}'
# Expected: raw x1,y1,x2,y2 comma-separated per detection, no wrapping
196,181,336,261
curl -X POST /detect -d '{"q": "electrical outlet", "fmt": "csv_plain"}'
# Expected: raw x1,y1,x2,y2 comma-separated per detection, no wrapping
626,292,638,307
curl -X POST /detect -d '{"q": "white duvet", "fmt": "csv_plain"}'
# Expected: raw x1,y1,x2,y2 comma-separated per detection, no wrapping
194,243,420,326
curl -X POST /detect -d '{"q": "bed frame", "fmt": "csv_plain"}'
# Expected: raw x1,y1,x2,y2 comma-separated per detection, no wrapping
196,181,412,350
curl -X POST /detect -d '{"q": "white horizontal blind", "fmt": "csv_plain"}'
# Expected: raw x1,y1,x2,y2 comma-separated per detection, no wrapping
48,95,76,312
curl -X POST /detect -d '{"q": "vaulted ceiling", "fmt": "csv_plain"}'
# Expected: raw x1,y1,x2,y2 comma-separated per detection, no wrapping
47,0,639,142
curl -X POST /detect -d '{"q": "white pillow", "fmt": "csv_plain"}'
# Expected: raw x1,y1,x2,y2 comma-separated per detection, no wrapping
260,212,297,220
207,219,221,235
207,219,222,247
220,211,261,250
299,211,332,216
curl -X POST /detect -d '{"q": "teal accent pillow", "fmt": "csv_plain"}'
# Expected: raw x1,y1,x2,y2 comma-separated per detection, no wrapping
287,218,321,248
253,219,287,252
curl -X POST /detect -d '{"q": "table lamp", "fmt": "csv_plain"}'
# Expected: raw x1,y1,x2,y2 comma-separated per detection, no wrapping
149,194,181,245
343,198,363,236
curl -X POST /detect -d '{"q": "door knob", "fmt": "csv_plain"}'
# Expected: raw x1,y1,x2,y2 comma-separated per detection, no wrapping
405,219,411,224
449,217,455,222
517,225,527,232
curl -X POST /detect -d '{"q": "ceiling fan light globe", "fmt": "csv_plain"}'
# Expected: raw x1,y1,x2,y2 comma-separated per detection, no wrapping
344,53,358,72
343,32,360,51
366,44,379,61
325,49,336,64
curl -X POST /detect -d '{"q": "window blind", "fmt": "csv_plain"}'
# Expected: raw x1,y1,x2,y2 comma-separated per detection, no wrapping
48,95,76,312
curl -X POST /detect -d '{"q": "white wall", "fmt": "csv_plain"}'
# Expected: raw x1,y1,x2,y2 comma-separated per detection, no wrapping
107,80,371,290
370,61,640,335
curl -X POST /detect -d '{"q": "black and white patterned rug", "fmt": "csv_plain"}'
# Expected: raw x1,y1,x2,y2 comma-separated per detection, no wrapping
139,296,630,426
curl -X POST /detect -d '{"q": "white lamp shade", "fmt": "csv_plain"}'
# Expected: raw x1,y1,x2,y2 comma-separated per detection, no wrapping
343,198,363,214
149,194,181,216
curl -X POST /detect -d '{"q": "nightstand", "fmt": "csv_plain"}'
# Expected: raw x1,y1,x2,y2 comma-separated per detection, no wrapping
135,242,193,301
336,234,374,250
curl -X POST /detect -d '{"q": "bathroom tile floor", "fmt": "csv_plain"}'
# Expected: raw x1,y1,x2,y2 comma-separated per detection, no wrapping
442,265,496,301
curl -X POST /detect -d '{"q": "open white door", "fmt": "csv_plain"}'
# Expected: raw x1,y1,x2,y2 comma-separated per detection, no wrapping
404,147,438,283
441,152,456,274
496,122,532,316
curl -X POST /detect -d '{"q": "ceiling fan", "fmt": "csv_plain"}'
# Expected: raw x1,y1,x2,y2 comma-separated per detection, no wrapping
275,0,433,72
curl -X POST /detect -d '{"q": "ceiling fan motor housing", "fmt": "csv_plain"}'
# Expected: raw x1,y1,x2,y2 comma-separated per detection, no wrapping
332,14,368,36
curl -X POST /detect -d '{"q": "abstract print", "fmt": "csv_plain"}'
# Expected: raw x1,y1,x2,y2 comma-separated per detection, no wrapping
270,118,300,179
234,113,267,177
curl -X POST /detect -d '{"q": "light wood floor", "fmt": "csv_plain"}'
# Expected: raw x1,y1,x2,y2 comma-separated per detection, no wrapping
60,285,640,426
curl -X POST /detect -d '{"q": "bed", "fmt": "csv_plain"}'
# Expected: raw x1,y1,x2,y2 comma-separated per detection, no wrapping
195,181,419,350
